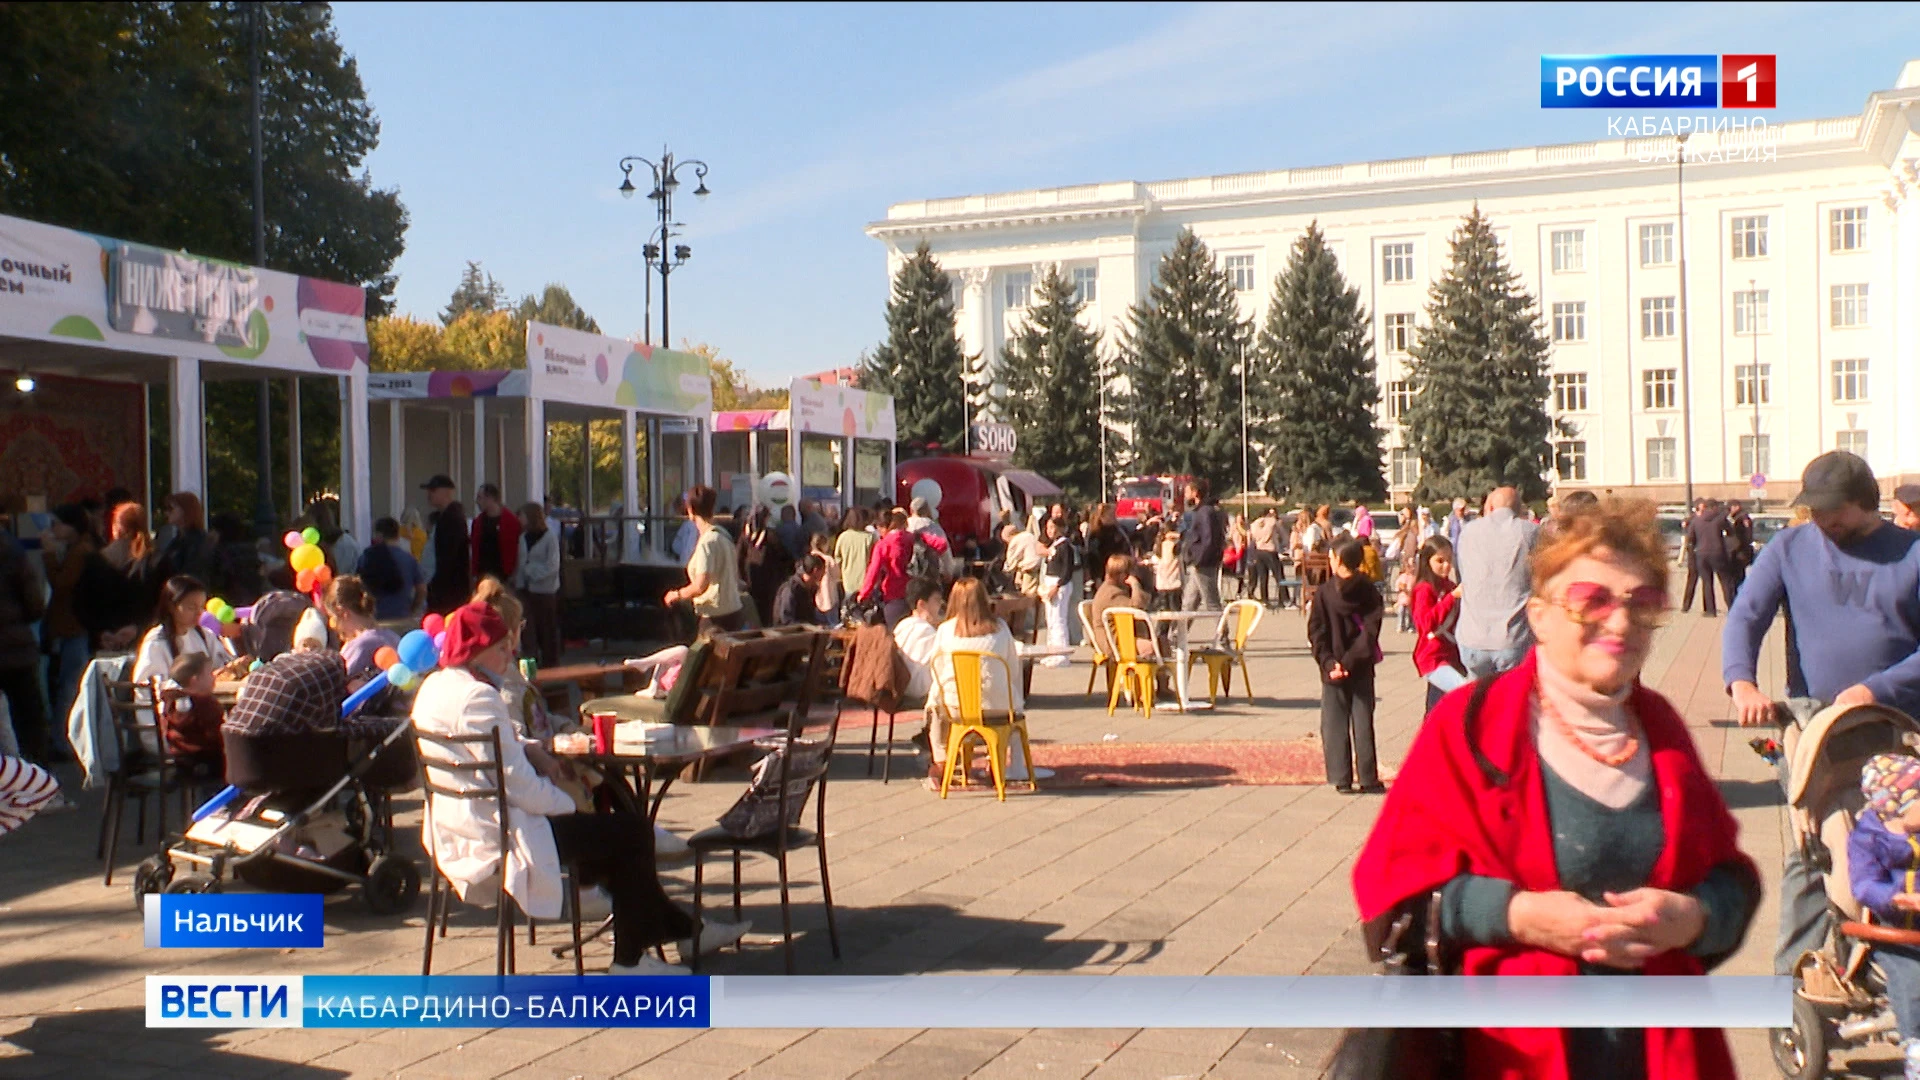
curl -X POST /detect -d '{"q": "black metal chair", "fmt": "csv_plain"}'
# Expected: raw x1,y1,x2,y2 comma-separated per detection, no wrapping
686,631,841,974
98,678,195,886
416,725,585,976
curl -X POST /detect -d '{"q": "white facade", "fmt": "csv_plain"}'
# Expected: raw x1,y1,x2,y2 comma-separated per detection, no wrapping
867,61,1920,503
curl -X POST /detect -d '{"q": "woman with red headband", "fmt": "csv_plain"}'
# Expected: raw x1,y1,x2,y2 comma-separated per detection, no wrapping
1350,498,1761,1079
412,600,744,974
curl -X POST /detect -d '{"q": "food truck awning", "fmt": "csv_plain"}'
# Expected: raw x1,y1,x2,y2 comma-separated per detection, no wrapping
1001,469,1062,498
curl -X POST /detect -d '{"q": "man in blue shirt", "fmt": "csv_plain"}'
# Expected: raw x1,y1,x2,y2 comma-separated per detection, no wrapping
356,518,425,621
1724,450,1920,973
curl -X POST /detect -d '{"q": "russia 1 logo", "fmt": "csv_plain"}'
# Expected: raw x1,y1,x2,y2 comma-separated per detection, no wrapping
1721,55,1775,108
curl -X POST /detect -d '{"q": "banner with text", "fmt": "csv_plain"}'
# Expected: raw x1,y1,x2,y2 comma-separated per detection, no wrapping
525,321,712,419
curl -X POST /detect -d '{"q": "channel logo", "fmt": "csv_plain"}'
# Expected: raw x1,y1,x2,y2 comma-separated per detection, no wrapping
1540,54,1775,109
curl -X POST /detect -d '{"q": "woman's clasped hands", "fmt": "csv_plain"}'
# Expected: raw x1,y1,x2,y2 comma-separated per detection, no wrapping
1508,887,1704,969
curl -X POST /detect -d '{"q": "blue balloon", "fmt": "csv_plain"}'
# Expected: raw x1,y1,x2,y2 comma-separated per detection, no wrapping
398,629,439,672
341,670,391,717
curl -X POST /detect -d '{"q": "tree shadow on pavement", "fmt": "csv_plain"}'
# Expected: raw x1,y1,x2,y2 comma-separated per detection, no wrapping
2,1007,350,1078
1717,779,1785,811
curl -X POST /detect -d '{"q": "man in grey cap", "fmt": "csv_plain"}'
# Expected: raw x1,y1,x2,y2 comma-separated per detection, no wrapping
1893,484,1920,531
1724,450,1920,974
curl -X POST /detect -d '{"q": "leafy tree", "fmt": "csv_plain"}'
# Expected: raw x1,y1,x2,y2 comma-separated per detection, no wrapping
443,260,507,324
1114,230,1251,492
0,2,407,309
1255,223,1385,503
685,343,788,411
861,241,968,452
442,309,525,369
1402,207,1554,502
368,314,452,372
514,283,598,333
999,267,1105,502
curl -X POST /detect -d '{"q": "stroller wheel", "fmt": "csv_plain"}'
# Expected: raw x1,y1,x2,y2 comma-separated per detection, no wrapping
165,873,219,895
1770,995,1829,1080
364,855,420,916
131,856,174,911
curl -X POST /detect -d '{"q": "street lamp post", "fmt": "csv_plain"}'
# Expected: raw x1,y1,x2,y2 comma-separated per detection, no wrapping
1239,339,1251,520
1749,276,1762,511
1675,133,1696,508
617,150,710,347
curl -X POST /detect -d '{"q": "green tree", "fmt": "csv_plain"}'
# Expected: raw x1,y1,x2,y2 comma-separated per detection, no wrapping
1402,207,1554,502
0,2,407,309
999,267,1105,502
514,283,599,333
1114,230,1251,492
367,314,452,372
861,241,968,451
1255,223,1385,503
684,342,788,411
443,260,507,324
442,309,526,369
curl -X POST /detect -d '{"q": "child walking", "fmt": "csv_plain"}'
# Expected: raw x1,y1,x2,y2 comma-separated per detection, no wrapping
1407,536,1466,714
1307,537,1384,794
1852,753,1920,1061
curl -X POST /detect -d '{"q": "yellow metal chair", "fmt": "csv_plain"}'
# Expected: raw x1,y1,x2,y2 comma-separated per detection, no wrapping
1188,599,1263,702
938,650,1037,802
1077,599,1113,696
1103,606,1161,719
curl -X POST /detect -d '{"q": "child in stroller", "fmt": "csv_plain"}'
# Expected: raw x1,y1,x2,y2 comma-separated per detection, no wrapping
1773,703,1920,1079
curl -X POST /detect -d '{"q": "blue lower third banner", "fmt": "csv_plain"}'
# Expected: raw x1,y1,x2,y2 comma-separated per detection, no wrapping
144,893,325,949
147,975,1791,1029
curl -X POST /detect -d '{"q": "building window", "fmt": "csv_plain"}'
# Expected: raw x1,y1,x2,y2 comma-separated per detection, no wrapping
1641,296,1676,339
1831,206,1868,252
1732,289,1769,335
1554,441,1588,482
1550,229,1585,272
1831,284,1869,328
1382,313,1415,354
1003,270,1032,310
1381,242,1415,283
1837,430,1869,458
1642,368,1677,410
1389,448,1420,489
1639,223,1675,267
1224,254,1257,292
1551,301,1586,342
1071,266,1098,305
1552,373,1588,413
1738,435,1771,479
1832,358,1869,403
1733,363,1771,406
1730,215,1769,260
1645,437,1677,481
1386,380,1414,420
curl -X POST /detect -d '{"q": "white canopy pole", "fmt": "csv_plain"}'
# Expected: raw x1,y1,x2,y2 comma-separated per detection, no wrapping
288,377,303,520
170,356,204,508
387,399,405,523
342,371,371,543
472,395,487,494
525,398,546,507
622,410,639,562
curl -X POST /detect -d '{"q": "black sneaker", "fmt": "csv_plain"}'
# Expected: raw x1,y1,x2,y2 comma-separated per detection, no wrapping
1358,783,1388,795
1335,784,1360,795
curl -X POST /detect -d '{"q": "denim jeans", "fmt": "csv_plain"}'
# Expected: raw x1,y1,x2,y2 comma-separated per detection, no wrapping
1775,742,1834,975
1880,944,1920,1040
1459,643,1530,680
51,635,90,737
1182,566,1222,613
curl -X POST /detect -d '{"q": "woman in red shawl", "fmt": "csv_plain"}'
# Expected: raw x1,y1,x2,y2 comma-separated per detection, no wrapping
1351,498,1760,1080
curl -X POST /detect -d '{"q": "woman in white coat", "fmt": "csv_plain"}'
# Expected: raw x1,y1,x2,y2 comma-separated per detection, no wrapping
411,600,709,974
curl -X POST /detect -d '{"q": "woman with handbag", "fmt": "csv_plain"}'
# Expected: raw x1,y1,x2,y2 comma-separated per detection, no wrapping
1307,537,1384,794
1348,498,1760,1080
1408,536,1466,714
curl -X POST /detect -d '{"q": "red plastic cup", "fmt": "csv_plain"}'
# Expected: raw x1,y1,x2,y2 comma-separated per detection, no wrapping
592,712,616,755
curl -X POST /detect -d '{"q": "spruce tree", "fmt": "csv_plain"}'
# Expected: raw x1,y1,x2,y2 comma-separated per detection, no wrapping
442,260,505,324
1255,223,1385,504
1402,207,1553,502
862,241,969,452
1115,230,1251,492
999,267,1106,502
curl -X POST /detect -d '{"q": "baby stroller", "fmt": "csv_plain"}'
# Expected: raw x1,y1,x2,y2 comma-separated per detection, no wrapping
1772,701,1920,1079
130,655,421,916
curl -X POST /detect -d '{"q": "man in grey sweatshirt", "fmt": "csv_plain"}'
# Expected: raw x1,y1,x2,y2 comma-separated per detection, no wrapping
1454,487,1540,678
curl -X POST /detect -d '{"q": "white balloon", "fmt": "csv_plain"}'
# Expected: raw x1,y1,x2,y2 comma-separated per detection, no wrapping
909,478,943,512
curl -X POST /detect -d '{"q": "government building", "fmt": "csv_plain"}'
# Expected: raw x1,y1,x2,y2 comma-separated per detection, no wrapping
866,61,1920,505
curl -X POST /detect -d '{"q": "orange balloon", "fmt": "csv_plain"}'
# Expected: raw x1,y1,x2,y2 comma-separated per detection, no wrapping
310,564,334,590
295,567,316,592
373,646,399,671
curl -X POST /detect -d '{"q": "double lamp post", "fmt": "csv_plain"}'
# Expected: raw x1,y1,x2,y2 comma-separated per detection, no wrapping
617,150,710,348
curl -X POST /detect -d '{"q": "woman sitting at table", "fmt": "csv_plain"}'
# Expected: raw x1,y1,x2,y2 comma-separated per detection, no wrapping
412,600,742,974
924,578,1050,790
321,576,400,684
134,576,242,723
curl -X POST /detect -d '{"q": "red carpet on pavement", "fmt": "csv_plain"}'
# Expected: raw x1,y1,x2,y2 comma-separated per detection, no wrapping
1030,739,1339,788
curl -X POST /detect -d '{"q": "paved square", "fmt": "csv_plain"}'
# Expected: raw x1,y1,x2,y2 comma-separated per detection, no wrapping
0,609,1813,1078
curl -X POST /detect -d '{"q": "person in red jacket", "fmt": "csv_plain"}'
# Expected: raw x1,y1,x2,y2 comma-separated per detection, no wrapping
858,509,947,629
1408,535,1465,714
470,483,521,586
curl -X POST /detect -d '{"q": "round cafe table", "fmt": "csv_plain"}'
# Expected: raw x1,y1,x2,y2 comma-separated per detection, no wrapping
1148,610,1225,712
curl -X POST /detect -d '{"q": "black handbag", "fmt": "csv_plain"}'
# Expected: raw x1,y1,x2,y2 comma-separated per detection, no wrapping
1326,890,1466,1080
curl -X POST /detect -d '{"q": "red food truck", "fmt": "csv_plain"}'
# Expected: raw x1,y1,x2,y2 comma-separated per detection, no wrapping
1114,474,1195,521
894,455,1061,553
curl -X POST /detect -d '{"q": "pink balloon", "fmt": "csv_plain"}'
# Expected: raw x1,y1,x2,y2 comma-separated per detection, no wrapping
421,613,445,636
283,530,303,551
433,631,447,650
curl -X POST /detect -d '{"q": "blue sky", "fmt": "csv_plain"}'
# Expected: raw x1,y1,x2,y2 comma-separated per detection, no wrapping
331,2,1920,384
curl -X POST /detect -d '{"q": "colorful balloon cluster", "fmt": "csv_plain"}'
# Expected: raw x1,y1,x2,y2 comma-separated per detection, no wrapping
342,621,444,716
283,527,335,595
196,598,254,635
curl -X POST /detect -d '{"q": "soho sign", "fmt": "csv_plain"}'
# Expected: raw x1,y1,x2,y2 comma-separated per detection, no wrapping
970,423,1017,455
